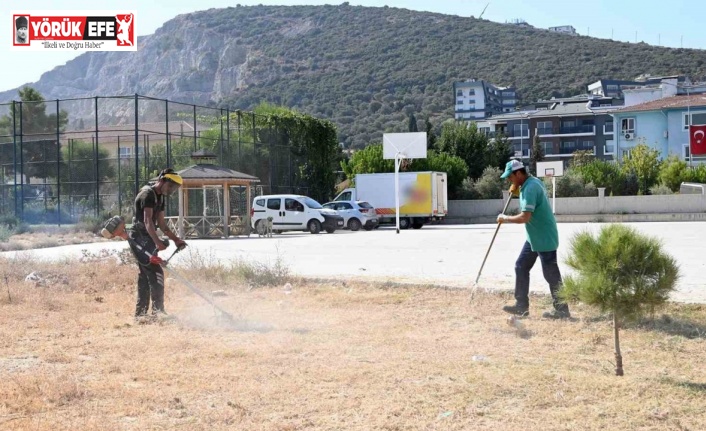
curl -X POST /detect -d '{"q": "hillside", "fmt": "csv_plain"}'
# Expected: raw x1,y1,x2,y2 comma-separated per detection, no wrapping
3,4,706,148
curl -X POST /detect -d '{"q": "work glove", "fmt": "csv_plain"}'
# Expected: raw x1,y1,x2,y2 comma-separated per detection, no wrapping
509,184,520,197
175,239,187,251
149,255,165,266
497,214,510,224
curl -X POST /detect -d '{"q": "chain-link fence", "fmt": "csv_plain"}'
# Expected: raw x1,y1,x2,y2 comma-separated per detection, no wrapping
0,94,311,225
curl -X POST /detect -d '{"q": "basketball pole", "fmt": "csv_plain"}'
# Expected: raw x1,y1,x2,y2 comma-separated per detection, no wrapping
395,151,403,234
552,175,556,214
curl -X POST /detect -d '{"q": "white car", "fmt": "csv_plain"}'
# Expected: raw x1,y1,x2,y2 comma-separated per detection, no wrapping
322,200,379,231
251,194,344,234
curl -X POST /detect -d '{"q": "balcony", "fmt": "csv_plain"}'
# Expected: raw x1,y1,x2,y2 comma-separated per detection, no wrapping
604,124,614,135
558,145,596,155
507,130,530,139
604,143,615,155
536,125,596,137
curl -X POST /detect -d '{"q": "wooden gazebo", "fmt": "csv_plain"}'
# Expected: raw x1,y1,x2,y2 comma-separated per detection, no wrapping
164,150,260,238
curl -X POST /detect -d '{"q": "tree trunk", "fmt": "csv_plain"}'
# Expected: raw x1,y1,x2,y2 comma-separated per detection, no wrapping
613,312,624,376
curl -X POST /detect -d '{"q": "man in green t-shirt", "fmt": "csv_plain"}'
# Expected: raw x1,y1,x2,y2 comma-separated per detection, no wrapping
496,160,570,319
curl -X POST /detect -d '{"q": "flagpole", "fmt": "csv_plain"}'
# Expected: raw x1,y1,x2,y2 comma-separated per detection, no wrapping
688,87,692,168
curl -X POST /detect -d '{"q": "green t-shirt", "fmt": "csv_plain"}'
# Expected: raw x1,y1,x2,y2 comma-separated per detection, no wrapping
519,176,559,252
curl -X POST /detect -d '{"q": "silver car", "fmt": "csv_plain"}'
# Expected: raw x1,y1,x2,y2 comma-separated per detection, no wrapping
322,200,379,231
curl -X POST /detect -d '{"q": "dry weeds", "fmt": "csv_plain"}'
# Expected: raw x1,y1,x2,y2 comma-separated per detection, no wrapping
0,255,705,430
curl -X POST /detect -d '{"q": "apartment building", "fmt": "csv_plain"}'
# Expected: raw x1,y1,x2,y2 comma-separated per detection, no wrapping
453,79,517,121
477,95,619,165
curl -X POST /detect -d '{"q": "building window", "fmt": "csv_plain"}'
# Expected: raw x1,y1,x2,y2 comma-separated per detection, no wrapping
581,140,595,154
560,141,576,154
607,84,619,90
457,99,463,105
542,142,554,155
684,144,690,160
604,120,614,134
468,89,475,96
456,90,463,97
537,121,552,135
513,123,529,138
683,112,706,130
605,140,614,155
118,147,132,159
621,118,635,134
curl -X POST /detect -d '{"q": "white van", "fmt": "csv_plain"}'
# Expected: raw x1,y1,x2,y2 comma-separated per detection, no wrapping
250,194,344,234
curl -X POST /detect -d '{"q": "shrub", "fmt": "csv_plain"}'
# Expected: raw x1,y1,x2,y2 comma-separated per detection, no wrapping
658,155,689,192
546,169,597,197
457,166,504,199
649,184,673,195
574,160,624,195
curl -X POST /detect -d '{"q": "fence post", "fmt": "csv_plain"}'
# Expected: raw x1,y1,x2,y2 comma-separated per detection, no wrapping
226,108,230,169
598,187,606,214
165,99,170,168
220,108,224,165
117,135,121,214
237,110,242,171
134,94,139,196
193,104,197,151
94,96,100,217
12,101,17,218
18,101,24,219
56,99,61,226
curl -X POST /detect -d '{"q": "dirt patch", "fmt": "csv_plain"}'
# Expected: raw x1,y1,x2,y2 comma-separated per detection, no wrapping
0,258,705,430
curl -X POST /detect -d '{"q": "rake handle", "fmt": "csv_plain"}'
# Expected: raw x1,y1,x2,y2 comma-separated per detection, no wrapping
474,193,514,285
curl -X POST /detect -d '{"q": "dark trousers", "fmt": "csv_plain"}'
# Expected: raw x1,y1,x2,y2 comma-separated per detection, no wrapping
136,263,165,316
128,229,166,316
514,241,569,312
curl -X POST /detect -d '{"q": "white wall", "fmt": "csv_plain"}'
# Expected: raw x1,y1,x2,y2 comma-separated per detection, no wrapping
449,193,706,220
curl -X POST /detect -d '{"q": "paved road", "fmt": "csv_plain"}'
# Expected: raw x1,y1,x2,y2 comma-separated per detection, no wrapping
4,222,706,303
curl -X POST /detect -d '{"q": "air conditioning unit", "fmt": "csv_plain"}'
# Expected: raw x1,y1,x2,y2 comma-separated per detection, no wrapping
624,132,634,140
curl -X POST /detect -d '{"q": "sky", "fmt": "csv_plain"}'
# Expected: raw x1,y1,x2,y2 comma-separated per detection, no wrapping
2,0,706,93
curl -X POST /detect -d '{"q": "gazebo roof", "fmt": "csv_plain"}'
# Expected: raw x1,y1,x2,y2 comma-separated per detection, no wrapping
177,164,260,182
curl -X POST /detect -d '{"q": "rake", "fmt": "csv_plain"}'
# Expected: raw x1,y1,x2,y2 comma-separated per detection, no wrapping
471,193,513,296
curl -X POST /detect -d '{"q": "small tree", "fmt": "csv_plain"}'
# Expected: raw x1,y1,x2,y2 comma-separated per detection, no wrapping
530,135,544,175
408,113,418,133
621,143,661,195
424,118,437,150
486,134,513,172
658,155,688,192
561,224,679,376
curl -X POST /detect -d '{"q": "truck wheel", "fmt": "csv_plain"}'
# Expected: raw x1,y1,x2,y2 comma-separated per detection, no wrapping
348,218,362,231
412,222,424,229
307,219,321,234
399,218,411,230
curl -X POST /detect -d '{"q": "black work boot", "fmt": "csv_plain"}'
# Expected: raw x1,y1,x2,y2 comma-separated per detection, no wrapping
502,304,529,317
542,305,571,320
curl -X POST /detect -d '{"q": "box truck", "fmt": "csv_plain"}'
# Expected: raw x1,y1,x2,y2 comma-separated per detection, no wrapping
333,171,448,229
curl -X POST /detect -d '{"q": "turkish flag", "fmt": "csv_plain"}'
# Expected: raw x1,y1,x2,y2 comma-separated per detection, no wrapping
690,125,706,155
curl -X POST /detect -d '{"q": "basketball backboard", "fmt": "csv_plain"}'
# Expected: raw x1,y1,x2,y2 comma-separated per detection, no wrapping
383,132,427,160
536,160,564,178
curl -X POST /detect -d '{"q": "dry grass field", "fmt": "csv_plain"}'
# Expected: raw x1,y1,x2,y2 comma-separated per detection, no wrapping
1,248,705,431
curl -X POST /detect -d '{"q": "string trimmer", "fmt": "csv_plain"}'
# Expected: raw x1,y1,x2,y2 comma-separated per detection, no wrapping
150,245,235,322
